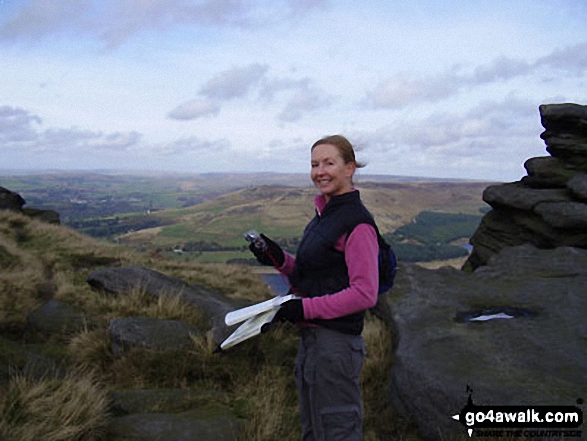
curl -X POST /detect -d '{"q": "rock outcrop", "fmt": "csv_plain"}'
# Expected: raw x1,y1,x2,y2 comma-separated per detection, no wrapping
87,266,242,346
109,317,202,356
107,389,242,441
0,187,25,211
106,408,243,441
466,103,587,269
26,300,86,339
0,186,60,224
387,245,587,440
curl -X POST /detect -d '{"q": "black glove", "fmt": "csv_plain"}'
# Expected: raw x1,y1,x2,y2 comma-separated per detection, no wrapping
248,234,285,267
273,299,304,323
261,299,304,333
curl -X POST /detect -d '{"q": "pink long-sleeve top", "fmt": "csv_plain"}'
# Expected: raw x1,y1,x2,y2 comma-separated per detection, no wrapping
277,191,379,321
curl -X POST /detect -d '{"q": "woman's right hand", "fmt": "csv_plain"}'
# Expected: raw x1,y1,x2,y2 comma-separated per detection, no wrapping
249,234,285,267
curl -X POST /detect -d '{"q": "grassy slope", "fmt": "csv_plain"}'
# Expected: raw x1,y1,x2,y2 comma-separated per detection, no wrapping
0,210,420,441
118,181,491,252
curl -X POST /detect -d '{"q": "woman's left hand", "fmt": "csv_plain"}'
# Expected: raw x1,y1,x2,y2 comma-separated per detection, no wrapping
273,299,304,323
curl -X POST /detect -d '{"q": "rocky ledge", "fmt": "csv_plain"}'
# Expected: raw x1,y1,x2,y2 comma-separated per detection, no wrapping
0,186,60,224
465,103,587,269
387,244,587,440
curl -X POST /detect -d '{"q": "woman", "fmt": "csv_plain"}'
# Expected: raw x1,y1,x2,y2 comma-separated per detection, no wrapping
250,135,380,441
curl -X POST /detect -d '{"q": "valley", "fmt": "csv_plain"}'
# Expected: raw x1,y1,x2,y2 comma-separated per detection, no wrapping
1,171,496,265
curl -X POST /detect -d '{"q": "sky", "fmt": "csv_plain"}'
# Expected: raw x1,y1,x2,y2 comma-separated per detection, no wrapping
1,0,586,182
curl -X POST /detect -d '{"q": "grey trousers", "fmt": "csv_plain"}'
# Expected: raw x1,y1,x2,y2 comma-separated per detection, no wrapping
294,327,366,441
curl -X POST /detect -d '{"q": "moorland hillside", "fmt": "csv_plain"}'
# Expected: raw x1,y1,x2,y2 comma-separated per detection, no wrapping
117,180,492,262
0,208,412,440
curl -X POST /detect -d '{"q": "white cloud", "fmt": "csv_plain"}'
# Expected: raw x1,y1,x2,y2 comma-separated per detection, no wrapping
0,0,91,41
199,63,268,100
259,77,311,101
277,85,333,122
168,65,331,123
0,0,327,48
534,41,587,75
0,106,42,143
392,97,537,150
364,71,462,109
349,95,546,179
167,98,221,121
472,56,532,83
152,136,231,156
86,131,142,150
166,64,268,121
0,106,141,153
364,42,587,109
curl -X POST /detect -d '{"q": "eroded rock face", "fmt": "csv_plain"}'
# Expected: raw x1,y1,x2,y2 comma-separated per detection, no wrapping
87,266,242,345
0,187,60,224
109,317,202,356
106,408,243,441
26,300,86,339
386,245,587,440
466,103,587,269
0,187,25,211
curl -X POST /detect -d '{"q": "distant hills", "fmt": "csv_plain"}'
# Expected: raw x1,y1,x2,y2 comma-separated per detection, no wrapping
1,171,496,264
116,180,493,262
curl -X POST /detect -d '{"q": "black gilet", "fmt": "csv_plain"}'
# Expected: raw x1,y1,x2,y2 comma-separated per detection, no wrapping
289,190,377,335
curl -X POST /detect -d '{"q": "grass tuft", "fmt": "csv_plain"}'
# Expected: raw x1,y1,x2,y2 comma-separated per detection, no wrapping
0,368,110,441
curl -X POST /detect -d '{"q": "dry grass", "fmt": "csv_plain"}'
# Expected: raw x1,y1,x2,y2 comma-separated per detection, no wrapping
231,325,300,441
236,364,300,441
362,314,425,441
95,285,208,327
152,259,275,302
0,219,47,327
0,368,110,441
67,327,113,373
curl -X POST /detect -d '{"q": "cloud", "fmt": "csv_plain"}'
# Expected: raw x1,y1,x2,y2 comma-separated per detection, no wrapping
0,105,141,152
363,42,587,109
259,77,311,101
199,63,268,100
353,94,542,175
0,0,91,42
364,71,461,109
0,106,42,143
169,65,330,122
472,56,532,83
0,0,252,47
167,98,221,120
0,0,328,48
259,76,333,122
167,63,267,121
152,136,231,156
534,41,587,75
398,96,538,150
85,131,142,150
40,128,142,153
277,84,333,122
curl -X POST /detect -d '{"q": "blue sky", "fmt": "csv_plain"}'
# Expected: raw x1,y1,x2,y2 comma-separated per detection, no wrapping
1,0,586,181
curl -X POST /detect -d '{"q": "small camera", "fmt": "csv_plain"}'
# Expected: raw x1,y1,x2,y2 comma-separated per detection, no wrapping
243,229,260,243
243,229,267,250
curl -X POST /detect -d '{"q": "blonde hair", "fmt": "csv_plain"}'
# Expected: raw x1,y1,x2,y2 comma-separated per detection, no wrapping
311,135,366,168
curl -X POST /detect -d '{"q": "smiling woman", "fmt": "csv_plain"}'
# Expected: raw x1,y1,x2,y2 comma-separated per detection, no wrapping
246,134,384,440
310,135,365,202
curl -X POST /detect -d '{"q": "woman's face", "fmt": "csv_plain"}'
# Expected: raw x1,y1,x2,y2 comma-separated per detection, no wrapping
311,143,355,200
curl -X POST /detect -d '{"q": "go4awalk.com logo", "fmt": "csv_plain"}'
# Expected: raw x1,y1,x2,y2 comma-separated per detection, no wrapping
451,387,584,438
